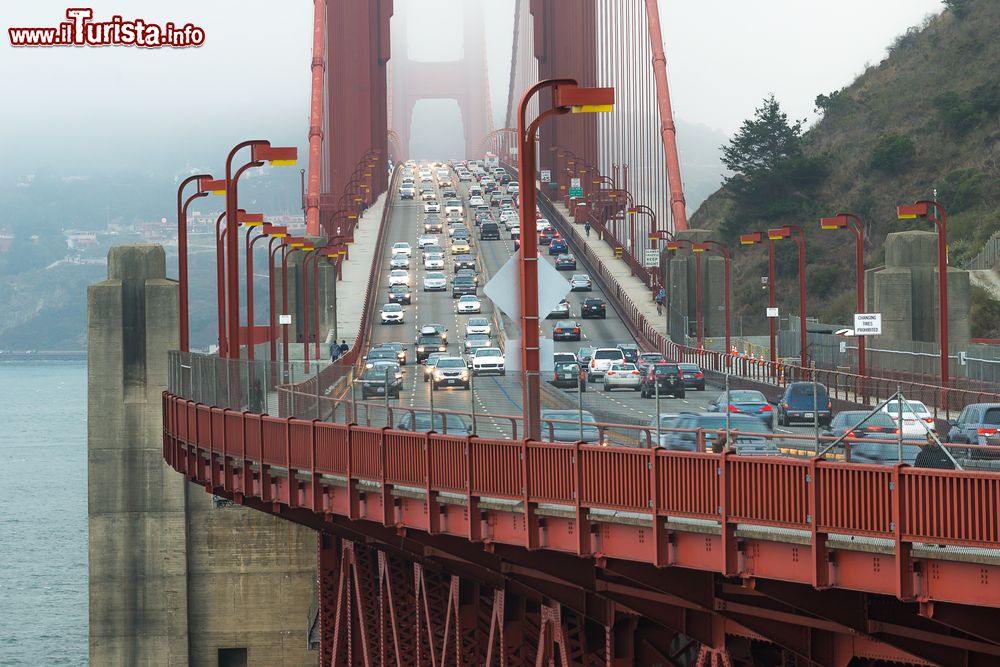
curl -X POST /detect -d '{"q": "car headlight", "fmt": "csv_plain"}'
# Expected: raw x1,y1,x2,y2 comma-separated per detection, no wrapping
417,346,425,352
461,370,469,379
434,371,444,380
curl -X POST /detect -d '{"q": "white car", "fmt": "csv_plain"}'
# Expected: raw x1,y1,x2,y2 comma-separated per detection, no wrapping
424,202,441,213
507,182,519,194
536,218,551,232
458,172,472,182
881,400,936,436
499,210,517,225
418,234,439,249
587,347,625,381
547,298,570,319
388,269,410,287
510,225,520,239
389,253,410,269
469,195,485,207
399,185,415,199
445,200,464,215
391,242,412,257
570,274,593,291
421,190,437,201
456,294,481,313
472,347,505,376
423,253,445,270
379,303,404,324
603,363,642,391
423,271,447,291
465,317,492,336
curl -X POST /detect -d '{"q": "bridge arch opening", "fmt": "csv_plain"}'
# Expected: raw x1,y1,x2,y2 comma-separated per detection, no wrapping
408,98,466,160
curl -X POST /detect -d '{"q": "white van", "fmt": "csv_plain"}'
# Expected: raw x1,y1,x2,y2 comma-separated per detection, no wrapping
587,347,625,381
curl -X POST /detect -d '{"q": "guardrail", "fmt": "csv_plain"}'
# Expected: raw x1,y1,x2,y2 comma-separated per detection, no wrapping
163,391,1000,603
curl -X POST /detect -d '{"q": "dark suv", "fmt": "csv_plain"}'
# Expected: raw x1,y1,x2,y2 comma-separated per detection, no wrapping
480,222,500,240
452,276,477,298
640,363,685,398
581,298,606,319
776,382,832,426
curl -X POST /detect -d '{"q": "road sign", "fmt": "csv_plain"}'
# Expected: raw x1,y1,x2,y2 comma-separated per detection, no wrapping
540,170,551,183
279,314,292,325
766,307,779,318
504,337,555,372
643,249,659,268
483,249,571,323
614,247,623,259
569,177,582,197
853,313,882,336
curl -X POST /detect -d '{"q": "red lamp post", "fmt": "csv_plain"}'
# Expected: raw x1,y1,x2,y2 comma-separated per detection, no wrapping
821,213,867,378
517,78,614,440
740,232,777,369
240,212,265,360
224,140,297,359
176,174,213,352
246,223,286,361
281,237,306,366
768,225,809,367
265,228,290,364
666,239,701,346
693,241,731,356
214,206,246,356
898,201,950,384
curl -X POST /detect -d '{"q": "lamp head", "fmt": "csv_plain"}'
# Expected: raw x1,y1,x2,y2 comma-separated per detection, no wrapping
820,215,849,230
897,203,929,220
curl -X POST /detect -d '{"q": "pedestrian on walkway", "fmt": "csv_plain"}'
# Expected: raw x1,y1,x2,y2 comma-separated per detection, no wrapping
655,288,665,316
249,379,265,414
584,221,591,237
339,339,349,355
914,431,955,470
330,341,341,362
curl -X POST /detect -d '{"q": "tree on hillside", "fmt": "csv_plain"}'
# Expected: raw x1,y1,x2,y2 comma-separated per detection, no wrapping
722,95,805,183
944,0,973,20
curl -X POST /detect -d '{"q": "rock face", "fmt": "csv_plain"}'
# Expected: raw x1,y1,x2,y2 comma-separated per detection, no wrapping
88,244,317,667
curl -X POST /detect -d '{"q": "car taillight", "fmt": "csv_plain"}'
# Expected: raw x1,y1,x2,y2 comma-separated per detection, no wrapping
695,372,703,378
846,430,855,438
631,371,640,375
573,328,580,333
977,428,999,435
591,360,596,368
868,426,883,431
728,405,740,412
553,372,558,381
760,404,772,412
923,417,934,423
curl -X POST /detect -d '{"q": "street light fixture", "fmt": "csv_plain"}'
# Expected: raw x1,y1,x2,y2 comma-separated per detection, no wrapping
820,213,867,379
517,78,614,441
739,231,777,369
768,225,809,367
897,200,950,384
176,174,213,352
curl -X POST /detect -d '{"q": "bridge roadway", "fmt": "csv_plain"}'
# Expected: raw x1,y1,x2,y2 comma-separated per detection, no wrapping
357,163,822,447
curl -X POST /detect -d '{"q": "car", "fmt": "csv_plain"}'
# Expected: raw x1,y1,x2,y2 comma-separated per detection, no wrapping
455,268,479,284
576,346,596,366
422,324,449,341
397,411,470,435
480,222,500,240
423,252,445,270
555,254,577,271
415,335,448,362
776,382,832,427
422,353,447,382
456,294,482,313
678,363,706,390
548,239,569,255
546,298,570,319
945,402,1000,457
432,356,470,390
417,235,438,249
663,414,778,455
551,361,586,391
372,341,407,365
639,363,685,398
580,298,606,319
469,195,485,207
388,269,409,287
422,244,444,256
387,285,411,305
536,218,551,232
389,253,410,269
553,320,582,341
603,363,642,391
458,172,472,182
510,226,520,240
423,217,443,233
466,317,492,336
538,228,558,246
391,242,412,257
447,222,465,237
553,352,576,365
507,182,519,194
708,390,773,427
570,274,592,291
636,353,666,374
587,347,625,381
823,411,899,441
617,343,640,364
540,409,600,444
424,202,440,213
451,241,470,255
364,348,398,369
379,303,404,324
464,334,492,354
423,271,447,291
499,210,517,225
468,347,504,376
360,366,402,399
881,400,935,437
421,189,437,201
452,275,476,297
399,185,415,199
454,254,477,271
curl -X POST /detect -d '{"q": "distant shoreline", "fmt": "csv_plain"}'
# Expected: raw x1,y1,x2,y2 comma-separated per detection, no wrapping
0,351,86,360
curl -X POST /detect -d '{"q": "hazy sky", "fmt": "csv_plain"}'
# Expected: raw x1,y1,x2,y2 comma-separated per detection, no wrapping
0,0,945,176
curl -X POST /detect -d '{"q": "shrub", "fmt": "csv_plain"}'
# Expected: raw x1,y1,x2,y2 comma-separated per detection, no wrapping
944,0,973,20
971,285,1000,339
933,92,980,135
936,168,985,214
870,134,915,174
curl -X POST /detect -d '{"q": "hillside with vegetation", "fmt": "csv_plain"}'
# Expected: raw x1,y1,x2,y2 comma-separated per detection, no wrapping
690,0,1000,337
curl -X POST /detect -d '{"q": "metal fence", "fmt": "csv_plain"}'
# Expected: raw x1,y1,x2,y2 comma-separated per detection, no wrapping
965,229,1000,270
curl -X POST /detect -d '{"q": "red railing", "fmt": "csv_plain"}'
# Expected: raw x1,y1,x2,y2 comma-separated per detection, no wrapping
165,393,1000,561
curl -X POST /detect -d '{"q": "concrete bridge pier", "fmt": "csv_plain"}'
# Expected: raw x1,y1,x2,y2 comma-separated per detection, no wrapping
665,230,725,346
88,244,318,667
